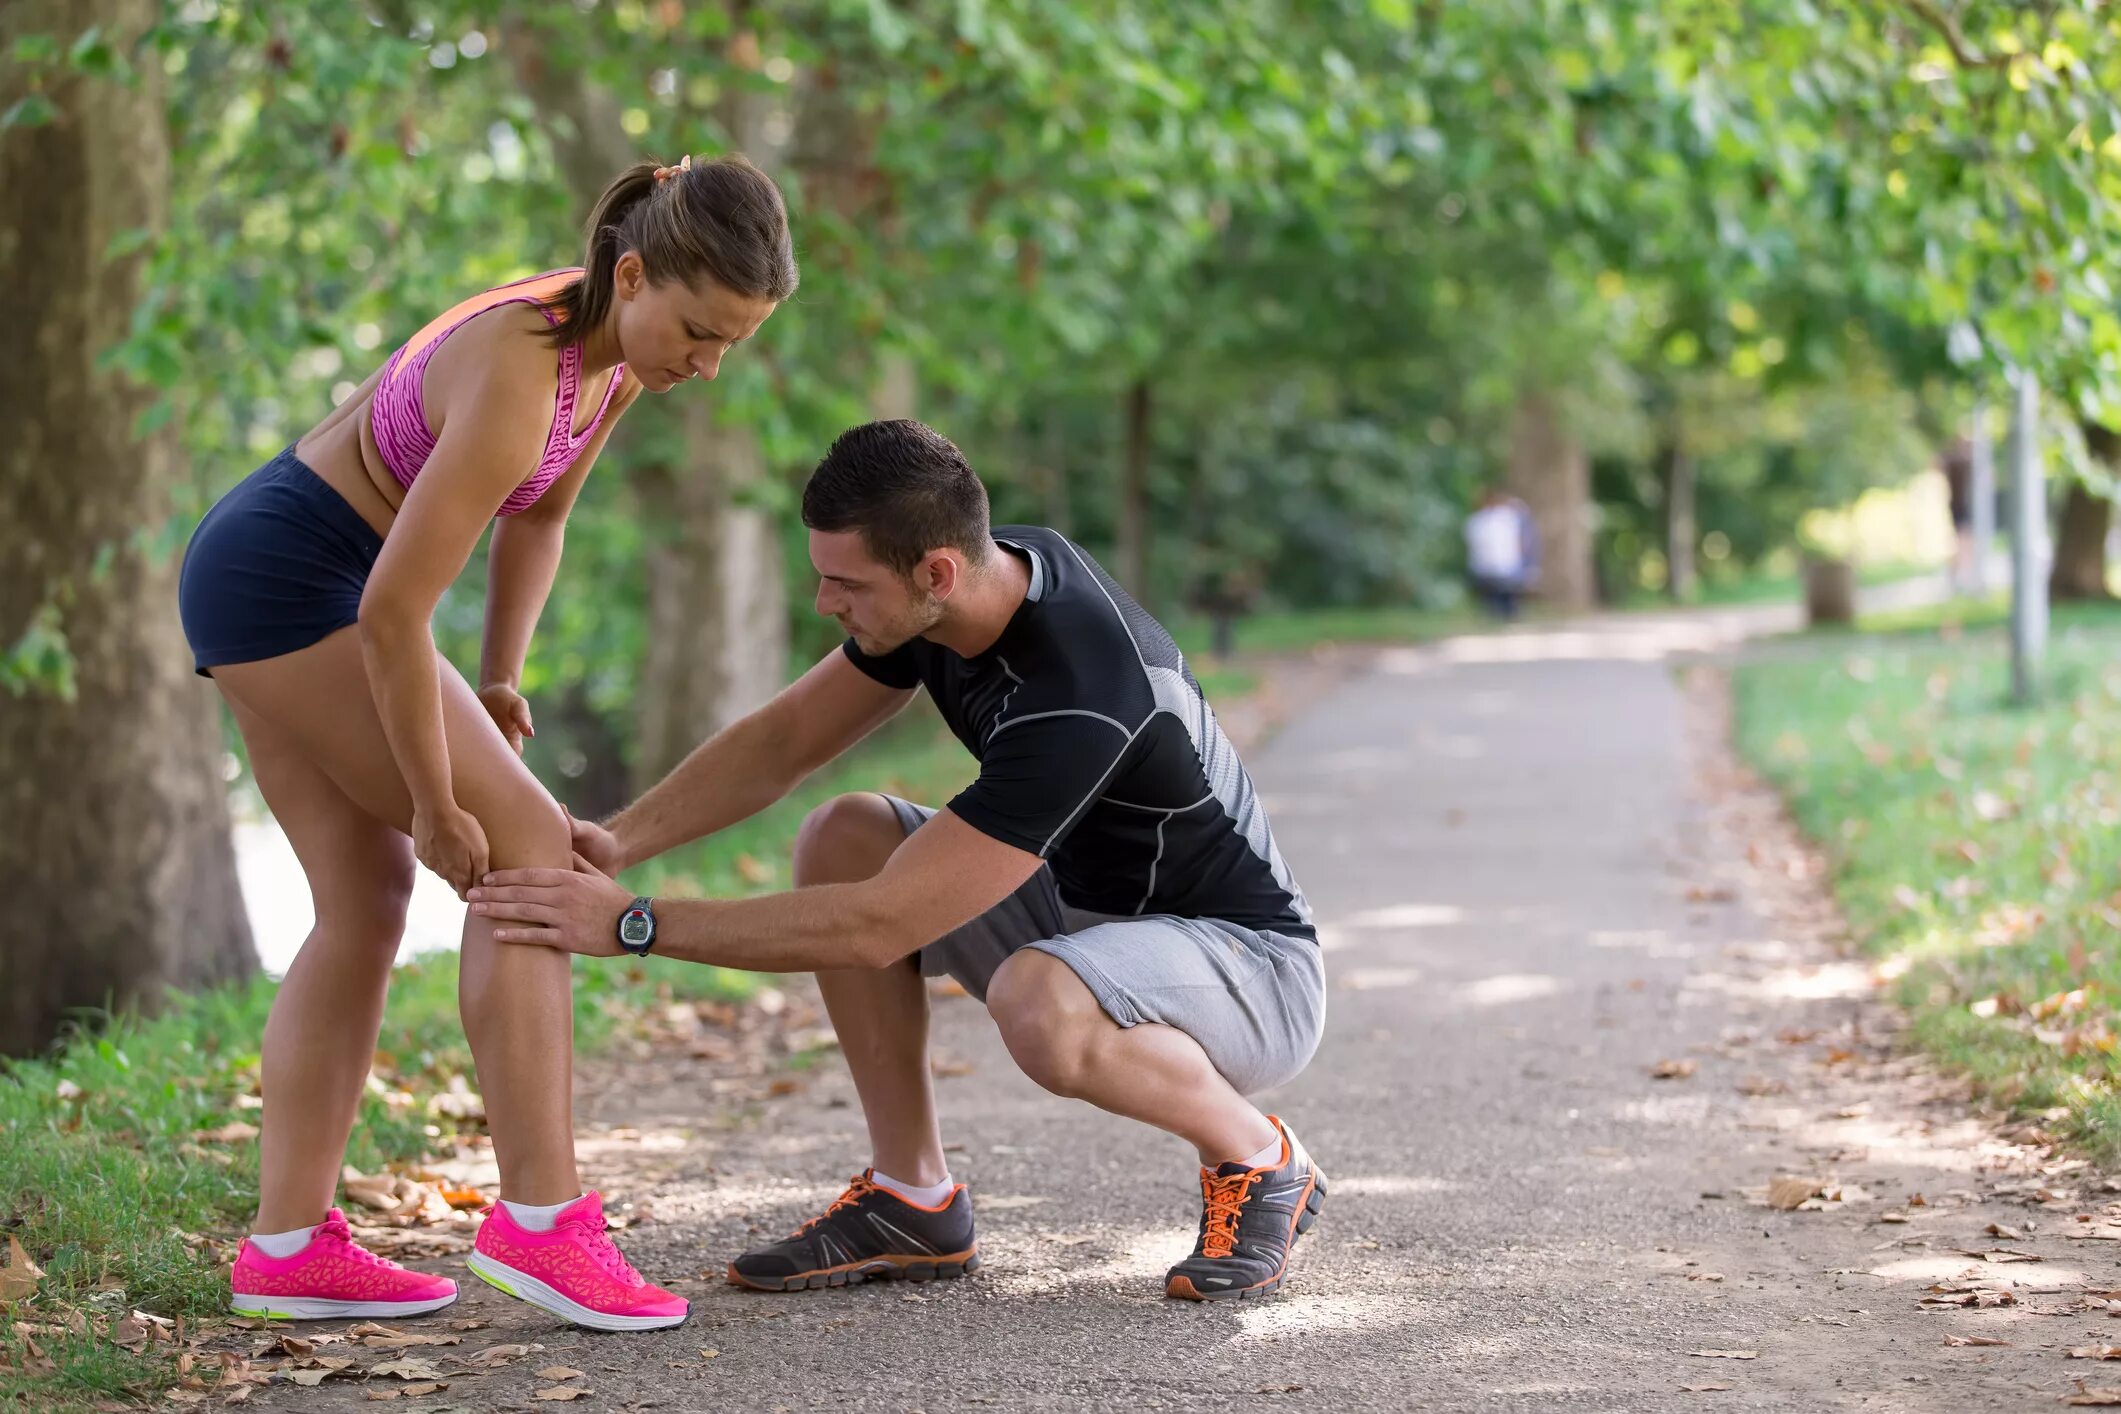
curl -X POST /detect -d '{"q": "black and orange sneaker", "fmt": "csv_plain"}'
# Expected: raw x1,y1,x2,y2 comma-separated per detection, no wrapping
727,1171,980,1292
1165,1116,1325,1302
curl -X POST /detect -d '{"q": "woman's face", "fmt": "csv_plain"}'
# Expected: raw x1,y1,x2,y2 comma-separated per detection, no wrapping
611,252,777,392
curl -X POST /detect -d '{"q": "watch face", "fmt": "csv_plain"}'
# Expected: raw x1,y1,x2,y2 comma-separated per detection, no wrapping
620,911,651,945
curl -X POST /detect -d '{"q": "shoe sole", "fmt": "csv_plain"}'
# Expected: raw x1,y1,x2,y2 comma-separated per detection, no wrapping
230,1291,458,1321
1167,1168,1328,1304
466,1250,688,1332
727,1248,982,1293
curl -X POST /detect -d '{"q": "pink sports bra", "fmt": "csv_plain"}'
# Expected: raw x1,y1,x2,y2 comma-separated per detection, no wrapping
369,268,624,516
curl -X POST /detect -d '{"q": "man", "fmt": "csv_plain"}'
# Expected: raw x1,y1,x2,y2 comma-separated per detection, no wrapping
471,419,1327,1302
1464,486,1539,620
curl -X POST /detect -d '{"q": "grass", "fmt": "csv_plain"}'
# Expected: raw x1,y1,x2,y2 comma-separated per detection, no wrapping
1733,609,2121,1162
1170,603,1480,660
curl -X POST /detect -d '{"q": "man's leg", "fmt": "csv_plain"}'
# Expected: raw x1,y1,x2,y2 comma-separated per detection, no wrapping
983,940,1327,1302
725,794,981,1292
983,949,1276,1166
789,793,948,1185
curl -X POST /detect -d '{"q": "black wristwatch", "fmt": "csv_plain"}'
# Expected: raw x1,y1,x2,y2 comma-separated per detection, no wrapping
616,896,657,955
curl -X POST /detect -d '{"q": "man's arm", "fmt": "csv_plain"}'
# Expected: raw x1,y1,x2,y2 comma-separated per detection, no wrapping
472,807,1043,971
601,650,915,869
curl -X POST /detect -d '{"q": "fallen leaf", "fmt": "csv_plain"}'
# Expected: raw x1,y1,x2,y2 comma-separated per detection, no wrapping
372,1358,446,1381
534,1389,592,1402
349,1323,403,1339
2064,1382,2121,1406
537,1367,585,1381
192,1122,259,1144
456,1343,538,1367
1255,1385,1304,1394
1651,1058,1698,1080
1880,1212,1910,1224
1945,1334,2011,1347
1688,1350,1759,1360
400,1384,446,1397
2074,1347,2121,1361
1680,1385,1733,1393
447,1319,487,1332
286,1370,334,1387
698,1349,720,1360
1767,1177,1823,1210
1989,1223,2025,1240
1687,1272,1726,1283
367,1394,401,1404
166,1393,206,1406
276,1336,315,1358
0,1236,45,1303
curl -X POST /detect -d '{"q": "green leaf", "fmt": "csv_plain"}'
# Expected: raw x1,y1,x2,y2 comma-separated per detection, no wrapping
0,94,57,130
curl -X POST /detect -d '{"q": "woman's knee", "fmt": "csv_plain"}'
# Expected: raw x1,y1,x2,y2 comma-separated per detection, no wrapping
792,793,904,886
479,787,571,872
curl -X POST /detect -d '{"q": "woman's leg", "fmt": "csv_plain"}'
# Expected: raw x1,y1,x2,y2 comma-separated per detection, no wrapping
229,697,416,1234
216,626,580,1208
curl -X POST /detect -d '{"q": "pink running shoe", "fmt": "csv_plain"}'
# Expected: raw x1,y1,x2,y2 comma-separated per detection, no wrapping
467,1192,687,1331
230,1209,458,1320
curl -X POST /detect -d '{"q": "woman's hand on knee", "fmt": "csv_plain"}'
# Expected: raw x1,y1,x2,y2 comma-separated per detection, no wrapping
414,801,490,899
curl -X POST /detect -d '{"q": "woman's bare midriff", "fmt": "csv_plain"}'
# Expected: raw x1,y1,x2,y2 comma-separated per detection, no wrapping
290,352,408,541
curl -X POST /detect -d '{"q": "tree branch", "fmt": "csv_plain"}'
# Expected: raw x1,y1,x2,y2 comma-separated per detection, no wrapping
1894,0,2009,70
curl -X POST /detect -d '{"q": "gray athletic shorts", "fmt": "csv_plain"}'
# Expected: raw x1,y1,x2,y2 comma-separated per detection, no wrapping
884,796,1326,1096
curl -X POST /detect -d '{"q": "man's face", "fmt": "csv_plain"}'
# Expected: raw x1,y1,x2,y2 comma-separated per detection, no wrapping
810,528,945,655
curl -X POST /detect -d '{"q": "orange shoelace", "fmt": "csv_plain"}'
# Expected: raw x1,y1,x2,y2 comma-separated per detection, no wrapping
1199,1169,1263,1258
795,1175,882,1237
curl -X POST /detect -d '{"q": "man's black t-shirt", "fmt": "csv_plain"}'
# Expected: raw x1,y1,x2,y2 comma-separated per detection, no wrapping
842,526,1314,942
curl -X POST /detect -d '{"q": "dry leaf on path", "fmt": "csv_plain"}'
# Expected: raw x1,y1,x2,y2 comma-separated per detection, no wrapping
534,1389,592,1402
537,1367,585,1381
371,1358,446,1381
1,1236,44,1302
1651,1059,1698,1080
2075,1347,2121,1361
1989,1223,2025,1240
1688,1350,1759,1360
2063,1383,2121,1406
1681,1385,1733,1393
1945,1335,2011,1347
400,1385,446,1397
698,1349,719,1360
367,1394,401,1405
1767,1177,1823,1210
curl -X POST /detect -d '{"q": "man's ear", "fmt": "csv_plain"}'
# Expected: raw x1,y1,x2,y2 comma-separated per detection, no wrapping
922,550,962,601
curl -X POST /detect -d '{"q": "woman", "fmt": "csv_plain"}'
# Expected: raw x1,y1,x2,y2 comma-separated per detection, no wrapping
178,153,796,1331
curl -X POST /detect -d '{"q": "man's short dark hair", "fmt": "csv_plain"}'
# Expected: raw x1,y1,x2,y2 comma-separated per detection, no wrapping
801,420,992,577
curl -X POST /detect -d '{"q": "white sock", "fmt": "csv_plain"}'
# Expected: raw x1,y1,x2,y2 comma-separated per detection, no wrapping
1233,1131,1284,1172
501,1197,580,1232
247,1224,319,1259
871,1169,955,1208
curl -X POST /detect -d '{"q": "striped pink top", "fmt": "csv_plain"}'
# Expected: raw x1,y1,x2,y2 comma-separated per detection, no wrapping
370,269,625,517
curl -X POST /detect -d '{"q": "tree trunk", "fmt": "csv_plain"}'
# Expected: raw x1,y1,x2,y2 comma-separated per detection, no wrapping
1117,378,1152,605
509,25,792,791
0,0,254,1055
632,405,788,787
2051,423,2118,602
1505,391,1595,611
1663,442,1697,602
